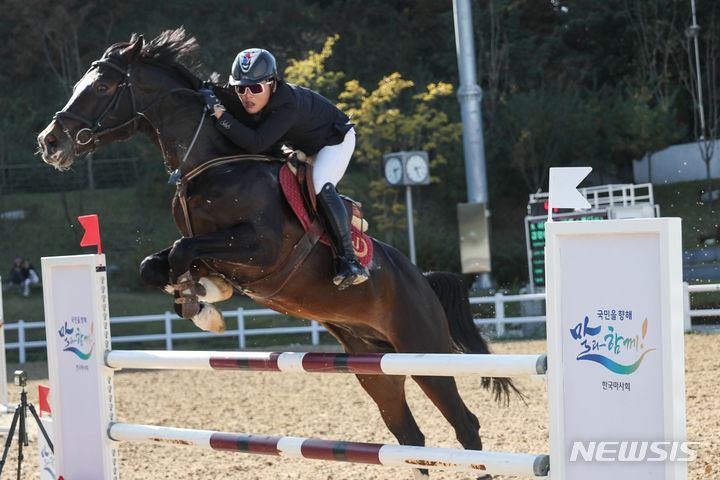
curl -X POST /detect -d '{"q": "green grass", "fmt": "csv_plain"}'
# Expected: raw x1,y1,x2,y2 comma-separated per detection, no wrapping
0,184,180,290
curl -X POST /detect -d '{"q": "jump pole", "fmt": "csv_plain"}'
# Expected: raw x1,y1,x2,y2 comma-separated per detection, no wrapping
105,350,547,377
108,423,549,477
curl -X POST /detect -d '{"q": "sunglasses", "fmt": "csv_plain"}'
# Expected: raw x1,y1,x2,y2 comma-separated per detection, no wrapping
234,80,274,95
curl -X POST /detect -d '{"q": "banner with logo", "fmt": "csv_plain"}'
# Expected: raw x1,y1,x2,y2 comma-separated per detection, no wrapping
42,255,118,480
37,417,55,480
546,218,686,480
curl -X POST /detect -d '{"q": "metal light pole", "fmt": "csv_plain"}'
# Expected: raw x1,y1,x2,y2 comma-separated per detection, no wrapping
453,0,492,288
406,185,416,264
687,0,706,139
453,0,488,204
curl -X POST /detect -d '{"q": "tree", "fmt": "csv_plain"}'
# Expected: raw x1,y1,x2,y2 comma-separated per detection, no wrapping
613,85,685,182
622,0,684,108
619,0,687,182
495,87,585,192
285,36,462,247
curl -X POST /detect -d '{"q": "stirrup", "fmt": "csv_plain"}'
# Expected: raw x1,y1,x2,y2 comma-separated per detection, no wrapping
332,258,369,290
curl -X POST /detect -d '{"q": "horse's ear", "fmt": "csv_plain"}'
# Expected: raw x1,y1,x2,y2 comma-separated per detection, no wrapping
123,34,144,63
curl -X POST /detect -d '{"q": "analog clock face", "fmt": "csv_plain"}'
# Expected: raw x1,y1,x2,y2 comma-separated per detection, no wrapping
405,154,429,183
384,157,403,185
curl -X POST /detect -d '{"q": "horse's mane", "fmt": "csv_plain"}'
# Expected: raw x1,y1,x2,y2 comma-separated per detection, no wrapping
105,27,204,90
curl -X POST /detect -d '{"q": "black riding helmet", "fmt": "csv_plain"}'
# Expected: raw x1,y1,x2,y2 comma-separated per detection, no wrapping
229,48,277,86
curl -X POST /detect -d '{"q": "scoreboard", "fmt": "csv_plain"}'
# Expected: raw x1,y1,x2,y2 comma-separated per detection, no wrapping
524,184,658,291
525,202,608,290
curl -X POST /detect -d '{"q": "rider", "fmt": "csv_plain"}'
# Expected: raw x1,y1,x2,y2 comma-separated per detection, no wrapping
198,48,369,290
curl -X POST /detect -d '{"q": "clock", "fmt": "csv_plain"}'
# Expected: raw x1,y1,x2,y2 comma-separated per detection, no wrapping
405,153,430,184
384,156,403,185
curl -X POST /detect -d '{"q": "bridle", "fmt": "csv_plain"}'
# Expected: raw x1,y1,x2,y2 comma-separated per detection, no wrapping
53,58,200,148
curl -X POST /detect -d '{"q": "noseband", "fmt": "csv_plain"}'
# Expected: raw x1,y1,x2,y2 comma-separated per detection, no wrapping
53,58,199,148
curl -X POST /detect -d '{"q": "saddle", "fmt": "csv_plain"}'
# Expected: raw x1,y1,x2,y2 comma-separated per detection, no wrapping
281,154,372,266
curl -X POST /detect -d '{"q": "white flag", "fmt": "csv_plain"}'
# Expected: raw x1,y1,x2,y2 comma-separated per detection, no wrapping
548,167,592,222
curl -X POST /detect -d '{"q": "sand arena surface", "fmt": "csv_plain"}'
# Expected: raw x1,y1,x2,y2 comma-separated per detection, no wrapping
1,334,718,479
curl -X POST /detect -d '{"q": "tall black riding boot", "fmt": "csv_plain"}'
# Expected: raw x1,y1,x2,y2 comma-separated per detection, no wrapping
317,182,370,290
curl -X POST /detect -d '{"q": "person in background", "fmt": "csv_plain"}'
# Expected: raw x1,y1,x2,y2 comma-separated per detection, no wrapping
5,258,24,293
20,259,40,296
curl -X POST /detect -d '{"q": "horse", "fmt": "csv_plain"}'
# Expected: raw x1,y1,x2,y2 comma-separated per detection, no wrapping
37,28,521,479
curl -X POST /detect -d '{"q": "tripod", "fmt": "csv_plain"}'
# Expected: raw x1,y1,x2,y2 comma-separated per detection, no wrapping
0,382,53,479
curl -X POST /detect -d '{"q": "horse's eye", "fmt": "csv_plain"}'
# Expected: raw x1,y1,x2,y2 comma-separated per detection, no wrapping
96,84,109,93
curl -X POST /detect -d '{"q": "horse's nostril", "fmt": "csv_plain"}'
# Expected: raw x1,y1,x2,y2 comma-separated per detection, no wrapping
47,133,57,144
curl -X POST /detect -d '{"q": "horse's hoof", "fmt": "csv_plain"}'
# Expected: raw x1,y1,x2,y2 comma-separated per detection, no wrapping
197,276,233,303
191,302,226,334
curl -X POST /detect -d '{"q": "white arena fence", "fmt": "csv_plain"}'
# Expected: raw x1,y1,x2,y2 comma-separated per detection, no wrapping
2,283,718,363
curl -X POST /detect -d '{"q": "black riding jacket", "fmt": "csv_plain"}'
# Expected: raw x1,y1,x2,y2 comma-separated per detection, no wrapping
214,80,352,156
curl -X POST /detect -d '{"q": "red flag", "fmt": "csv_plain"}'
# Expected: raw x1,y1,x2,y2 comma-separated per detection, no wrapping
38,384,51,417
78,214,102,255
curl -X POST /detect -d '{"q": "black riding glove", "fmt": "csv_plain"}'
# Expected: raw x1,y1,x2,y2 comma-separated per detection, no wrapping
199,88,225,116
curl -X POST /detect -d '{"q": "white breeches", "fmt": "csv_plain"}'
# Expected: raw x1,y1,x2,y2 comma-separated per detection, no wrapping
312,127,356,194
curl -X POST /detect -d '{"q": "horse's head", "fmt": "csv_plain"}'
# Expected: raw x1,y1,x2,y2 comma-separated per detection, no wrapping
38,35,146,169
38,28,204,170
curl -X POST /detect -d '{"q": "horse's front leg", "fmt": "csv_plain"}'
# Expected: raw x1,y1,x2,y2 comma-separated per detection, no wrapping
139,246,234,303
167,223,274,333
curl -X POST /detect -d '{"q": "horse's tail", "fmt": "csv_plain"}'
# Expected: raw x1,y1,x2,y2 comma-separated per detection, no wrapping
423,271,525,405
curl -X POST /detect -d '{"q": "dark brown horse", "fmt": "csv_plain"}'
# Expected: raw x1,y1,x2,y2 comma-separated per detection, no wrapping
37,28,519,479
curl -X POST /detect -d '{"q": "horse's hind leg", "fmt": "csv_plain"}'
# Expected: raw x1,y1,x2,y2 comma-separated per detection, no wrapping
354,374,424,446
411,376,482,450
410,376,492,480
356,373,431,479
323,324,430,478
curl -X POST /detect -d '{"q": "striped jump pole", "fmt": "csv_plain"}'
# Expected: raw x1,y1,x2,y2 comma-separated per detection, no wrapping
105,350,547,377
108,423,550,478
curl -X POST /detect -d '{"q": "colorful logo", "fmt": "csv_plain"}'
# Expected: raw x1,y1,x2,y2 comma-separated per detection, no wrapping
570,311,655,375
241,52,252,72
58,316,95,360
39,443,56,479
353,235,369,258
